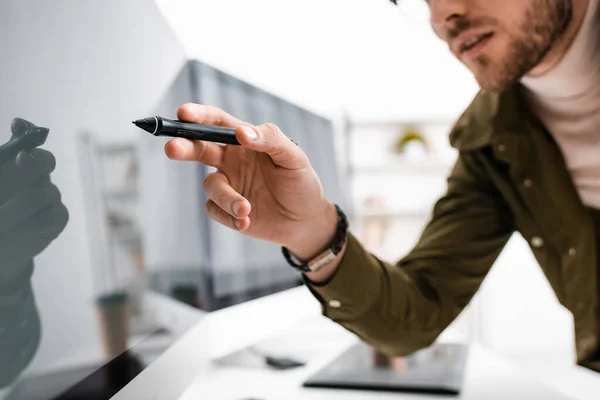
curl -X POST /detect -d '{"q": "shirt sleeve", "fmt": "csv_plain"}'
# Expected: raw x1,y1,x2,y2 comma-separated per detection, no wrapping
304,153,515,356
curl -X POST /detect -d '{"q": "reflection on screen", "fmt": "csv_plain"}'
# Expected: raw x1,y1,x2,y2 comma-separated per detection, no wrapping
0,0,209,398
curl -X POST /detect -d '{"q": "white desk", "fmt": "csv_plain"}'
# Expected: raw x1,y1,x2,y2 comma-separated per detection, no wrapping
177,288,574,400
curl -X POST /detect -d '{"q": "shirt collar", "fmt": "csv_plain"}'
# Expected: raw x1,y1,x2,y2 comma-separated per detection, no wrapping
449,85,530,151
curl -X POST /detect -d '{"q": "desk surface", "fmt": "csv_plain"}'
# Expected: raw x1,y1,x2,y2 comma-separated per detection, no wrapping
178,288,573,400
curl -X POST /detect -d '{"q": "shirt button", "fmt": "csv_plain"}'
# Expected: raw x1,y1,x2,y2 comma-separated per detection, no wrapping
579,336,596,352
531,236,544,248
523,179,533,188
568,248,577,256
328,300,342,308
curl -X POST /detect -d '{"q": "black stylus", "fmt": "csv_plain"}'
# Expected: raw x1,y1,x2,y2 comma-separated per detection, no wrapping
132,116,240,145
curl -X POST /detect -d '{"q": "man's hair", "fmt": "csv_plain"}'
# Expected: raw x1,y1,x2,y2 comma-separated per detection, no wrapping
390,0,397,3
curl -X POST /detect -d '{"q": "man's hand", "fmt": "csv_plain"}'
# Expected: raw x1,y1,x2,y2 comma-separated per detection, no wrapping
164,104,341,274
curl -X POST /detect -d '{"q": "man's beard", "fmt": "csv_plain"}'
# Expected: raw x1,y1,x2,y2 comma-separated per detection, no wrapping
457,0,573,91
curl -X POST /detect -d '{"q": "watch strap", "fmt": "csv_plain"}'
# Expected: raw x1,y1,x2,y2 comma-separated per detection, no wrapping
282,204,348,273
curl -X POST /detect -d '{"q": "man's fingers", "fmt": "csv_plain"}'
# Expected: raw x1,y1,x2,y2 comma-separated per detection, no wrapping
177,104,247,128
202,172,251,219
205,200,251,231
164,138,225,169
235,123,309,170
174,104,309,170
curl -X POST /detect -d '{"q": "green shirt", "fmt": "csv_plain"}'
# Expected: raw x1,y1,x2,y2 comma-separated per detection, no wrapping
306,85,600,373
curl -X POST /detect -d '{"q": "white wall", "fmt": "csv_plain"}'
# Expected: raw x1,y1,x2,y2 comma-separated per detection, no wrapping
0,0,186,374
154,0,480,120
478,237,575,361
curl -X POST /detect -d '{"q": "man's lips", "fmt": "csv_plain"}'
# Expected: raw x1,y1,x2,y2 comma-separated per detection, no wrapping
452,30,495,57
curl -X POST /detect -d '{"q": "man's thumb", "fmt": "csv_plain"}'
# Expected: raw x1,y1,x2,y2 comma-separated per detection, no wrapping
235,123,308,170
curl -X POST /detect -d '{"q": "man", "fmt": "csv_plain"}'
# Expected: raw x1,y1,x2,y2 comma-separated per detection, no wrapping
164,0,600,372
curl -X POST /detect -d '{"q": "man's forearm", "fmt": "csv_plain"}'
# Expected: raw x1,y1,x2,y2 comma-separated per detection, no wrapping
299,230,443,357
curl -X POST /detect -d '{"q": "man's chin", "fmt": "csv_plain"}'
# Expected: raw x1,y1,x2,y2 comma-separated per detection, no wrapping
474,73,517,93
466,58,518,92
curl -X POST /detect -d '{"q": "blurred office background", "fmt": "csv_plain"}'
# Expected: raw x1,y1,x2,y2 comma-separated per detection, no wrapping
154,0,577,376
0,0,581,397
151,0,575,368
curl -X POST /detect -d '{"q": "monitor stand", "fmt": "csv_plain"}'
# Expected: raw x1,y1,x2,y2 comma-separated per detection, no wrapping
303,341,469,395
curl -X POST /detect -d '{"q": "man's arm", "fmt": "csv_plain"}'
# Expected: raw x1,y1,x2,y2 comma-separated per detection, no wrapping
302,152,515,356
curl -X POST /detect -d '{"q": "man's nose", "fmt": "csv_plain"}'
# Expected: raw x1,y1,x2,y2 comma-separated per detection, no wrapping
429,0,469,27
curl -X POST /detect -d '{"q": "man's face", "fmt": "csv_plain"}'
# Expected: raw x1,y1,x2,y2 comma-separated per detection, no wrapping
429,0,573,91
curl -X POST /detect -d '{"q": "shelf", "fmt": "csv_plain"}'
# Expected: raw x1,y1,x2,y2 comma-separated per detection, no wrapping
109,225,141,242
348,160,453,175
351,210,431,219
98,143,136,155
347,118,455,128
104,187,139,200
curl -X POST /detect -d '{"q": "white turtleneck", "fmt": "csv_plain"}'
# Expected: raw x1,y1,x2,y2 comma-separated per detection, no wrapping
521,0,600,208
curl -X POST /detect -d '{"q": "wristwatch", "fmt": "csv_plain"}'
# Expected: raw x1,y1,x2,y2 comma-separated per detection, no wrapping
281,204,348,273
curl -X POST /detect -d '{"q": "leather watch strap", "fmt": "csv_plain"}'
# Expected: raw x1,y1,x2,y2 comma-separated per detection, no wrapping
281,204,348,273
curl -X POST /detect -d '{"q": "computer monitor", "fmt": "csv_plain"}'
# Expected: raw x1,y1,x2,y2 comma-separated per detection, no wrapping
0,1,343,399
0,0,204,397
0,50,344,400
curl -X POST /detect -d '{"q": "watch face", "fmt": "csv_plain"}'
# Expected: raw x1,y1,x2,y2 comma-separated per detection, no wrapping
308,250,338,272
